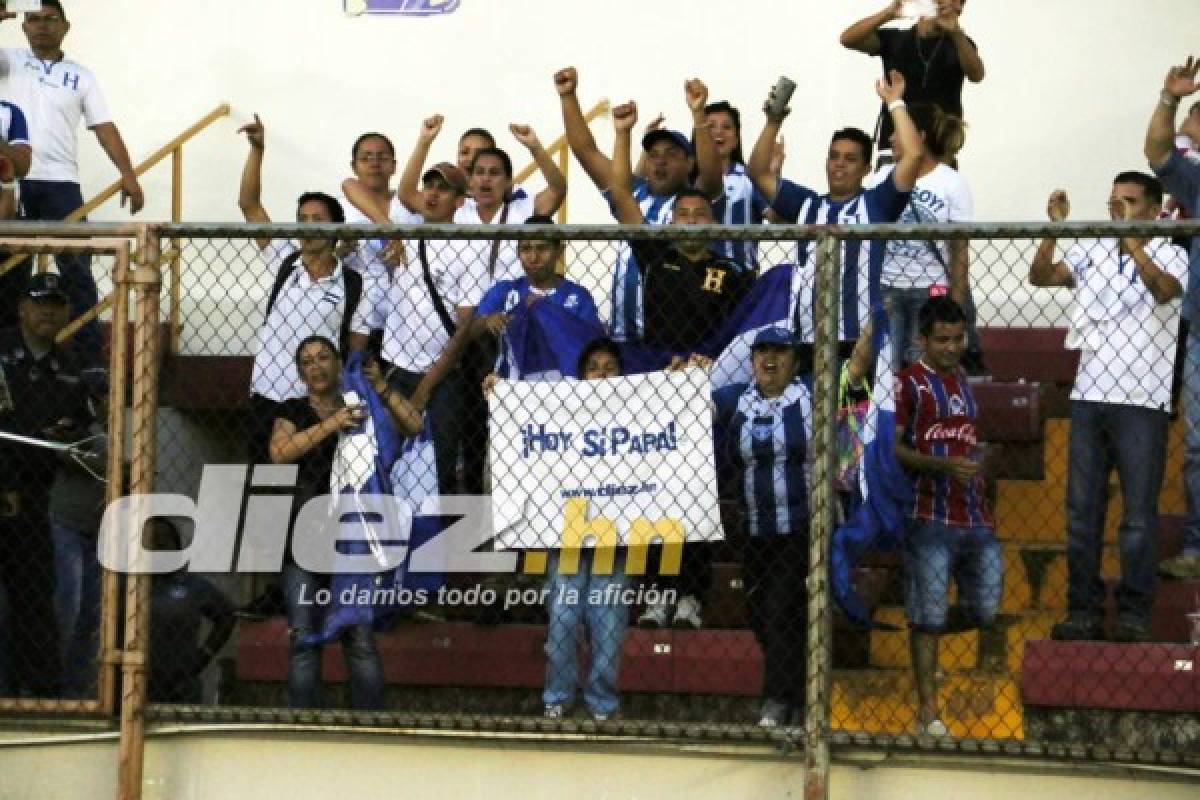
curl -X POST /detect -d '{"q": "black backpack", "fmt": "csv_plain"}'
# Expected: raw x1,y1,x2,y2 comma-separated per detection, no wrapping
264,250,364,352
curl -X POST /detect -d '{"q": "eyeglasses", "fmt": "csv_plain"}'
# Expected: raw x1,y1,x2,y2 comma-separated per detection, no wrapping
355,154,394,164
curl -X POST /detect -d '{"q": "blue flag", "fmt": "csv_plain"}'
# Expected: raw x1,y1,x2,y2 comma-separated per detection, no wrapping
303,352,442,645
701,262,798,389
830,308,912,628
502,299,607,379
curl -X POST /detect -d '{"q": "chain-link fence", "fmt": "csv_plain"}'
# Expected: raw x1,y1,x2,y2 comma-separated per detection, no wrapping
2,221,1199,774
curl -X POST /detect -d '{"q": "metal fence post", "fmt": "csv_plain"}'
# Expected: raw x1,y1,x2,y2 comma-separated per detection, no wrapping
115,227,163,800
804,233,841,800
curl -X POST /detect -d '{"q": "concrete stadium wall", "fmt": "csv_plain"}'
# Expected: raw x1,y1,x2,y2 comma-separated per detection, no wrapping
1,728,1198,799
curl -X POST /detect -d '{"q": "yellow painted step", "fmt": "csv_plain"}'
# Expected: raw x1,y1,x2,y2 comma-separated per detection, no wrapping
1006,612,1059,675
999,544,1121,612
868,607,978,671
831,670,1023,739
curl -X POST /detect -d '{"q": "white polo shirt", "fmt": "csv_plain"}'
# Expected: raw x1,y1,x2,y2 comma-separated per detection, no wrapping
1064,238,1189,412
375,233,489,373
251,242,370,401
453,189,535,283
0,48,111,182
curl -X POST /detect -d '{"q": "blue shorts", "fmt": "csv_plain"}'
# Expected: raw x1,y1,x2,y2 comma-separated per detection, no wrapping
903,519,1002,631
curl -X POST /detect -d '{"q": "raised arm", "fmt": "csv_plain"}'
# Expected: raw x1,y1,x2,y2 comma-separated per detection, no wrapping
747,82,791,203
236,114,271,250
839,1,903,55
1029,191,1074,288
877,71,921,191
398,114,443,214
609,102,644,225
554,67,613,191
510,123,566,216
1147,57,1200,169
686,79,722,199
933,8,985,82
1114,198,1183,305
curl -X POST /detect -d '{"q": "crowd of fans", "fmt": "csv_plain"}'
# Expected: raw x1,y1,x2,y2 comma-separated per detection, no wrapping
0,0,1198,737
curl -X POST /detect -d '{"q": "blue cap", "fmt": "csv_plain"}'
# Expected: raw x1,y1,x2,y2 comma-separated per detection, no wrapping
752,326,796,349
642,128,694,157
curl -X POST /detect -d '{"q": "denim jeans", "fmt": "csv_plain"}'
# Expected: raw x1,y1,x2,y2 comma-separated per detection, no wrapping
52,518,101,698
19,180,100,362
1065,401,1169,624
543,549,630,716
1182,326,1200,557
281,562,385,710
903,519,1002,630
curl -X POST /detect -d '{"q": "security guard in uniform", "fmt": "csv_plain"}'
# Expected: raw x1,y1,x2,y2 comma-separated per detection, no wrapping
0,273,92,696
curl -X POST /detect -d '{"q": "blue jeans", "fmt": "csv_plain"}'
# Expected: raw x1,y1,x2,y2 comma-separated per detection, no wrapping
52,518,101,698
1183,326,1200,557
19,180,100,362
1066,401,1168,624
543,549,630,716
903,520,1002,630
281,562,385,710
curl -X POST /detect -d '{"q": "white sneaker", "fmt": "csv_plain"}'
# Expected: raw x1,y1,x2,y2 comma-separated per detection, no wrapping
757,698,787,728
921,718,948,736
638,601,670,628
672,595,703,629
544,703,566,719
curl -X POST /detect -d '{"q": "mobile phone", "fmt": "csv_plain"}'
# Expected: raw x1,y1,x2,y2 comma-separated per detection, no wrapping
901,0,937,18
765,76,797,118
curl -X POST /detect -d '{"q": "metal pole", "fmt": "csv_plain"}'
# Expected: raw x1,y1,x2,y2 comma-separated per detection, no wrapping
98,242,132,718
115,227,162,800
804,233,840,800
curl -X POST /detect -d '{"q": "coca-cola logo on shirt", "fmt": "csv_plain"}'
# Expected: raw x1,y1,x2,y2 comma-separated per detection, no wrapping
921,420,977,446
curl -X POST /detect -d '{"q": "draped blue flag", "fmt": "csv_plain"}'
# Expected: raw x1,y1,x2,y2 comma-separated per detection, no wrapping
700,262,798,389
503,299,607,379
830,307,912,628
303,351,442,645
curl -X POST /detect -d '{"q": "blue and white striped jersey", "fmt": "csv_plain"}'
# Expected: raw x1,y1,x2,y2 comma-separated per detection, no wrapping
604,177,675,342
712,163,769,270
0,100,29,147
772,173,909,342
713,378,813,537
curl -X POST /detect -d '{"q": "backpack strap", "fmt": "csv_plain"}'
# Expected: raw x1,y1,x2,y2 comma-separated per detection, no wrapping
264,249,304,318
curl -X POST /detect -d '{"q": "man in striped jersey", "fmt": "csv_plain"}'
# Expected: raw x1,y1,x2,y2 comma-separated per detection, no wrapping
747,71,922,349
893,296,1001,736
555,67,724,341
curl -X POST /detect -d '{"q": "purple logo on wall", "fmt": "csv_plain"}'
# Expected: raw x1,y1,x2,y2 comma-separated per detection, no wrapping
345,0,462,15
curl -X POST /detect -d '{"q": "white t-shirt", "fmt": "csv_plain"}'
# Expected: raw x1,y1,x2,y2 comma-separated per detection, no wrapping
375,234,489,373
251,242,370,401
452,190,536,283
338,191,419,320
1064,238,1188,411
0,48,111,182
871,163,974,288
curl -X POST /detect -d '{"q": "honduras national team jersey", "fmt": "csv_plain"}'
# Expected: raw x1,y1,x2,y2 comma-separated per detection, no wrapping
476,276,600,378
712,163,769,270
713,378,813,537
772,173,910,342
895,360,992,528
604,177,675,342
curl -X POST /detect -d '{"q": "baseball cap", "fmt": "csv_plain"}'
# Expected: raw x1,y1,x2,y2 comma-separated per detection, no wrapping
25,272,68,301
422,162,468,195
642,129,694,157
751,326,796,349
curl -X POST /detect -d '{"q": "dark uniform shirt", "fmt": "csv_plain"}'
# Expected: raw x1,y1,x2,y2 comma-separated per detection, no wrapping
630,241,753,353
0,327,91,498
876,26,975,144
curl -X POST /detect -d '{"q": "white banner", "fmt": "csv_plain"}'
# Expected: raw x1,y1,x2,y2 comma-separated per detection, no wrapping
488,369,724,551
